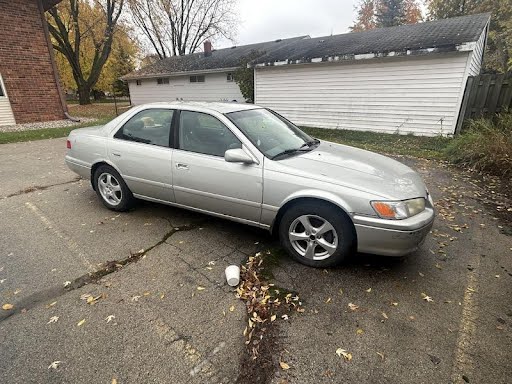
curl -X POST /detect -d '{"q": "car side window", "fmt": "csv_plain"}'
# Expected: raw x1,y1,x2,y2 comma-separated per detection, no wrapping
179,110,241,157
114,109,174,147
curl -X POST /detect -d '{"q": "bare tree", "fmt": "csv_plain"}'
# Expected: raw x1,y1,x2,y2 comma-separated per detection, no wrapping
128,0,237,58
47,0,125,104
127,0,173,59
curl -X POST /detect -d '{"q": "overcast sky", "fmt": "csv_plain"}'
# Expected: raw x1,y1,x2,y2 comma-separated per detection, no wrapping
215,0,357,48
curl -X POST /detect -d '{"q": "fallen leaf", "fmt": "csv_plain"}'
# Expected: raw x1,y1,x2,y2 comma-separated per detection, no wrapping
382,312,388,319
105,315,115,323
197,286,205,291
418,272,425,277
271,314,277,322
348,303,359,311
112,379,117,384
131,295,141,302
47,316,59,324
356,329,364,335
391,302,398,306
63,281,71,287
47,301,57,308
421,293,434,302
77,319,86,327
282,314,289,320
325,297,332,304
48,361,61,370
365,288,372,293
229,305,235,312
2,303,13,310
376,352,385,360
336,348,352,361
279,361,291,370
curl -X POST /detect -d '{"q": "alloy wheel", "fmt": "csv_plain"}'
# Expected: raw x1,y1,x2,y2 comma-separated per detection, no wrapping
288,214,338,260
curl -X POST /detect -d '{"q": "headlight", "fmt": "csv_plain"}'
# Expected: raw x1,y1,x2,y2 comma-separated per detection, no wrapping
371,198,426,220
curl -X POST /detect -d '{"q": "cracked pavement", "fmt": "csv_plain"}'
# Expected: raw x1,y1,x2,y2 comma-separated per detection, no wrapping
1,138,511,384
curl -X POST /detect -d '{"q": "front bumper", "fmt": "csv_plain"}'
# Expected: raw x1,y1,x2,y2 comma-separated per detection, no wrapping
353,201,435,257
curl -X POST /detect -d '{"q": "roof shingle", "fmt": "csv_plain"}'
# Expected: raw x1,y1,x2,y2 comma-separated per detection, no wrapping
123,36,307,80
252,13,490,66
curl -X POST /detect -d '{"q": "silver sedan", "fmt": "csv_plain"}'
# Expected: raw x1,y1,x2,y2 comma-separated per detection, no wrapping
65,102,434,267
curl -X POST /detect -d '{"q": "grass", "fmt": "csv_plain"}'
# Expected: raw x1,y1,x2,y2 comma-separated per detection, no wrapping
0,119,111,145
0,102,130,145
445,113,512,177
302,127,451,159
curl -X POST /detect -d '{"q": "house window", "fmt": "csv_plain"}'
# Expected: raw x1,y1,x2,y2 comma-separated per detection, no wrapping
226,73,234,82
189,75,205,83
136,80,142,86
157,78,169,85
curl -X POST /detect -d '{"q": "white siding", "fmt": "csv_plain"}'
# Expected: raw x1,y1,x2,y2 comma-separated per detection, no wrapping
128,71,244,105
255,53,471,136
468,29,487,76
0,75,15,126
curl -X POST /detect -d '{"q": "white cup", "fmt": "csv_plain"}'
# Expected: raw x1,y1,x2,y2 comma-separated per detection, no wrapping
225,265,240,287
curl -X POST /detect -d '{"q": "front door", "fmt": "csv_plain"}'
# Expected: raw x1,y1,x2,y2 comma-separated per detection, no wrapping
172,110,263,223
108,108,175,202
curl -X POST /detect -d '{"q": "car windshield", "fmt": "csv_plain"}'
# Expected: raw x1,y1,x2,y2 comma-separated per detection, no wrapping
226,108,316,159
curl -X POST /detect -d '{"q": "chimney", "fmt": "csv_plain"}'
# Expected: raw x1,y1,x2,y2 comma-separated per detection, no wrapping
204,40,212,57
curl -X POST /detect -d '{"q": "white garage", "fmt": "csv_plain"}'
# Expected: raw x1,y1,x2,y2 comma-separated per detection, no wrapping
253,13,490,136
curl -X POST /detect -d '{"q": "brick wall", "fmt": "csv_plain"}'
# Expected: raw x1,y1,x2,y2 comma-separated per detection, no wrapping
0,0,65,124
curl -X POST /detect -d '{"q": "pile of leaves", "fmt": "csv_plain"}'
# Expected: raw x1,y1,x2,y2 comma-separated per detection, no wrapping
236,252,303,360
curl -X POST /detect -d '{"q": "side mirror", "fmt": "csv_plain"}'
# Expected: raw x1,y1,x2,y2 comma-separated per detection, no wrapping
224,148,254,164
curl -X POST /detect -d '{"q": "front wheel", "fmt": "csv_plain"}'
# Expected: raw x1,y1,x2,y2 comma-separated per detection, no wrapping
93,165,134,211
279,202,356,268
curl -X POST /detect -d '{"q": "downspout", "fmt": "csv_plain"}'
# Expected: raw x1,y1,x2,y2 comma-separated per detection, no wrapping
38,0,80,122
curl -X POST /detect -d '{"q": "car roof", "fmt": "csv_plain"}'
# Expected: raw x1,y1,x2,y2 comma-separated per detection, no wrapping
142,101,262,114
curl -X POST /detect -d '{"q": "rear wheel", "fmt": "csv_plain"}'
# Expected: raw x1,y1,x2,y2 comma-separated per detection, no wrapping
93,165,134,211
279,201,356,267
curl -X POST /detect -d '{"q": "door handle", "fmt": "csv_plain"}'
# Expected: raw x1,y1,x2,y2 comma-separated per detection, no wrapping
176,163,189,170
112,153,121,157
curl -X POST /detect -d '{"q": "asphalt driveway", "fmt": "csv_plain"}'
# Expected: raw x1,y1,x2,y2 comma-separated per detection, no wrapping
0,138,511,384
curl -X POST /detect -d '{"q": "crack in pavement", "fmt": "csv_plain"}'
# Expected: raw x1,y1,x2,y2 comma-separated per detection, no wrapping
1,177,81,199
0,221,202,323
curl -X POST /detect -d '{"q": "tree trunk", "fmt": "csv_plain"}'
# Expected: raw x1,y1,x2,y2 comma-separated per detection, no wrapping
78,86,92,105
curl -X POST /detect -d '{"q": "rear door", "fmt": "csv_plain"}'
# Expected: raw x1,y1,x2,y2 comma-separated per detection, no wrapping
171,110,263,223
108,108,175,202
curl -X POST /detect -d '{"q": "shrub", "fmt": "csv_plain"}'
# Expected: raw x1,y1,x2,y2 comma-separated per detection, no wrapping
445,113,512,177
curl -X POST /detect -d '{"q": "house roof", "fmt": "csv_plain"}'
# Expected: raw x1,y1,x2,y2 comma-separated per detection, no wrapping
252,13,491,67
122,36,308,80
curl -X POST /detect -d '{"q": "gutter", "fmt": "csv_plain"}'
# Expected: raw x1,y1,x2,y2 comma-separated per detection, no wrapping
250,43,480,68
122,66,239,81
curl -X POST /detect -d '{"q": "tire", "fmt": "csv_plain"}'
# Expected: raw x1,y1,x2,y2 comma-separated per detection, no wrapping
93,165,135,212
279,201,356,268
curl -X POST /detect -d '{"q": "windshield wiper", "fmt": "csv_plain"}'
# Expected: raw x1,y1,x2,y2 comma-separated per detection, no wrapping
300,138,320,149
271,147,311,160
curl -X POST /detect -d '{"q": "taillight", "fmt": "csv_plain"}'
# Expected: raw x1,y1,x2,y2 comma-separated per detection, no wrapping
66,139,72,149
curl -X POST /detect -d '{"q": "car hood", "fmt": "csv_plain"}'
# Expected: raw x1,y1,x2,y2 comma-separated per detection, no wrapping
273,141,427,200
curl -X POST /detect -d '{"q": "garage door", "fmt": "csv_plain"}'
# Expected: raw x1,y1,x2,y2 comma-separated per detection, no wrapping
0,74,16,126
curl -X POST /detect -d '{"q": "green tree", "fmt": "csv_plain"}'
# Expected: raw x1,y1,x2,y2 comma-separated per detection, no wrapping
351,0,422,31
233,51,264,103
376,0,406,27
426,0,512,72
